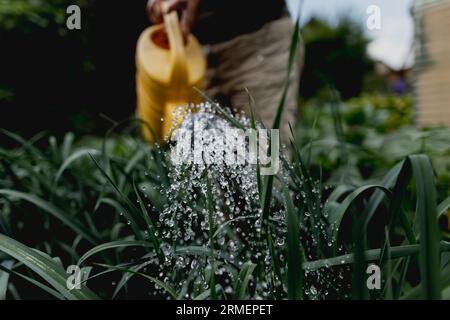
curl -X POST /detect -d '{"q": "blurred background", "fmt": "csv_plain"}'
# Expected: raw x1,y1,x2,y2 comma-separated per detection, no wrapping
0,0,417,134
0,0,449,192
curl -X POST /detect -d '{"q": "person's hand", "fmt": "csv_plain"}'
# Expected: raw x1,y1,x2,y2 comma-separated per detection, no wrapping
146,0,201,40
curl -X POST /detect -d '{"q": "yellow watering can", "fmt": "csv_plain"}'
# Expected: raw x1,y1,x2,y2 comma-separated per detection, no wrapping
136,5,206,143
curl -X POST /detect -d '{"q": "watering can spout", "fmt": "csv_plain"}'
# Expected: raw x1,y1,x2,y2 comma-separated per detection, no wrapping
136,6,206,143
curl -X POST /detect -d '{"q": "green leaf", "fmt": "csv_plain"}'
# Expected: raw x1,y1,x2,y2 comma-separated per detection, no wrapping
61,132,75,159
304,242,450,270
0,129,46,159
175,246,212,257
380,228,393,299
409,155,441,299
401,264,450,300
206,177,216,300
89,154,144,241
0,190,97,244
0,263,65,300
95,263,177,299
234,261,256,300
0,260,13,300
361,162,403,229
246,90,263,200
351,212,368,300
0,233,99,300
282,184,304,299
260,175,274,236
132,179,162,258
438,196,450,218
384,159,416,244
96,198,146,241
328,185,391,254
194,284,222,300
272,17,300,130
78,240,153,266
112,254,154,299
54,149,100,183
395,256,411,299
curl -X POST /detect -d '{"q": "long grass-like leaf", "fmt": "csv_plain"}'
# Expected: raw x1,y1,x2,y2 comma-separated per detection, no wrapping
409,155,441,299
89,154,144,240
0,190,97,244
0,233,99,300
361,162,403,229
132,179,162,258
0,263,65,300
112,254,154,299
304,242,450,270
438,196,450,218
0,260,13,300
234,261,256,300
54,149,100,183
95,263,177,299
206,177,216,300
194,284,222,300
272,17,300,130
351,212,367,300
401,264,450,300
78,240,153,266
328,185,391,254
283,184,304,299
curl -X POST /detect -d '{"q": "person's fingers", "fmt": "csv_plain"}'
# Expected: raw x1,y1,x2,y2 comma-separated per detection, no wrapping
180,0,199,39
165,0,187,13
180,3,194,38
164,0,191,42
148,0,199,41
146,0,163,24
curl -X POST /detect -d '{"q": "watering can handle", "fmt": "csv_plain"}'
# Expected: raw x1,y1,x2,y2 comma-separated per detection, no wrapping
162,3,189,88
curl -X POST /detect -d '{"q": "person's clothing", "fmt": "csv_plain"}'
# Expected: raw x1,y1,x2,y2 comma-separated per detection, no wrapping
193,0,289,44
203,16,303,150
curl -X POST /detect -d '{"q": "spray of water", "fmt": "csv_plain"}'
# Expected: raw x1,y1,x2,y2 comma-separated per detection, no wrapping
132,103,346,299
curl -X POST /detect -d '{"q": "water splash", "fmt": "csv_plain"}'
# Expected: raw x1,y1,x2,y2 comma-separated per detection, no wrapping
131,102,346,299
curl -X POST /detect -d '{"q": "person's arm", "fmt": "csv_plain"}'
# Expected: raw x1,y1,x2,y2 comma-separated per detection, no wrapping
146,0,201,40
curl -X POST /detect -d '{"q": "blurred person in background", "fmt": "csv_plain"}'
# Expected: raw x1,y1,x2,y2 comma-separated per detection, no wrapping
146,0,304,150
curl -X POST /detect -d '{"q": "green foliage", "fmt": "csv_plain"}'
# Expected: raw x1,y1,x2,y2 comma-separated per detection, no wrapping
0,0,87,32
300,17,375,99
296,94,450,200
346,95,414,132
0,113,449,299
